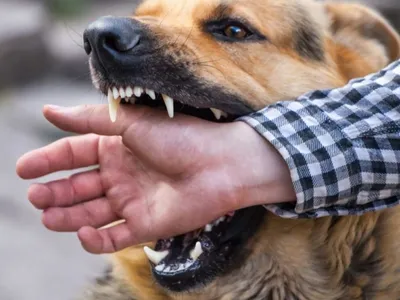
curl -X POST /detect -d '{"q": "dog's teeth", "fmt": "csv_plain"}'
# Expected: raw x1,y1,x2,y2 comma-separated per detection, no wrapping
125,98,129,103
143,247,169,265
108,88,121,123
205,224,213,232
162,94,174,118
134,86,144,97
190,242,203,261
216,216,226,225
119,87,126,99
222,112,228,118
155,264,165,272
146,89,156,100
112,87,120,100
126,87,133,98
130,97,136,104
210,108,223,120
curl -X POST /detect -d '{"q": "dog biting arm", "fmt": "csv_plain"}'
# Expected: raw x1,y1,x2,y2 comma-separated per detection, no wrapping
240,60,400,219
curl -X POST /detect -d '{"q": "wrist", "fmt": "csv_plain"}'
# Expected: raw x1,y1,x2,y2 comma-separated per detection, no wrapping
226,121,296,209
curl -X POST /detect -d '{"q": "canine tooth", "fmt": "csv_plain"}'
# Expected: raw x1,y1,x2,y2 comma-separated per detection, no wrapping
119,87,126,99
177,264,185,271
216,216,226,225
155,264,165,272
134,86,144,97
112,87,119,99
146,89,156,100
205,224,213,232
126,87,133,98
190,242,203,261
130,98,136,104
124,98,129,103
210,108,223,120
162,95,174,118
108,88,121,123
222,112,228,118
143,247,169,265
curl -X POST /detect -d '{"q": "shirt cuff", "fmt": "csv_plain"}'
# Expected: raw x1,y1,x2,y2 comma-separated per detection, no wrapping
239,101,360,217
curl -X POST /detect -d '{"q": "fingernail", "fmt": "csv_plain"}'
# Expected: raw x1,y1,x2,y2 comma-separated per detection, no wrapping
45,105,64,110
45,105,83,114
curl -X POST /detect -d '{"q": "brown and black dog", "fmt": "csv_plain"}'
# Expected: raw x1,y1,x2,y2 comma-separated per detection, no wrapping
81,0,400,299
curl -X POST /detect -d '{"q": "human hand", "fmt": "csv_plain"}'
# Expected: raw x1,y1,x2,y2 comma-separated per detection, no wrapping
16,104,295,254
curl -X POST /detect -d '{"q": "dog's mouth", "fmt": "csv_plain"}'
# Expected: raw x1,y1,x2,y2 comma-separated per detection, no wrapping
106,85,238,123
101,83,265,291
148,207,265,292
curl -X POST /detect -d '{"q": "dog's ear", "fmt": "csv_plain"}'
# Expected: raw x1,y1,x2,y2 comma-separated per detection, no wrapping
325,2,400,80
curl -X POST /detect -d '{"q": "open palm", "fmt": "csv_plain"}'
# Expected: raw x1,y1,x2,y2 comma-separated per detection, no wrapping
17,104,293,254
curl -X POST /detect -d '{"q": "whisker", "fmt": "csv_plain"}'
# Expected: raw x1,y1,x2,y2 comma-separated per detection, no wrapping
63,22,85,50
178,26,194,52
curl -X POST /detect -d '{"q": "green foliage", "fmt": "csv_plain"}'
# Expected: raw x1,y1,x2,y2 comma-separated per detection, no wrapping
48,0,89,19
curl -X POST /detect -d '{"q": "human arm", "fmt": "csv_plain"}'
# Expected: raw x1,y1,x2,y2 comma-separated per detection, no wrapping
240,60,400,218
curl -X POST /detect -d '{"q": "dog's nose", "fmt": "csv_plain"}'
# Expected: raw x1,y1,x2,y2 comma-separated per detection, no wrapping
83,16,141,62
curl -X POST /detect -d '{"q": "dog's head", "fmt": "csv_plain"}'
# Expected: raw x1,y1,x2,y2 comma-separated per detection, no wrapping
84,0,400,295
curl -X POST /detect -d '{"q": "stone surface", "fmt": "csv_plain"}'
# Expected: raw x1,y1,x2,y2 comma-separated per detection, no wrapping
346,0,400,29
0,2,50,89
0,2,140,300
0,2,47,41
0,79,107,300
364,0,400,10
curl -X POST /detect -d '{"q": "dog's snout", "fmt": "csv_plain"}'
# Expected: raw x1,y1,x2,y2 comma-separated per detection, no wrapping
84,16,141,64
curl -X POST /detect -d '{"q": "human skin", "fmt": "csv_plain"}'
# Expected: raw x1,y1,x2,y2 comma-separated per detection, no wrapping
16,104,295,254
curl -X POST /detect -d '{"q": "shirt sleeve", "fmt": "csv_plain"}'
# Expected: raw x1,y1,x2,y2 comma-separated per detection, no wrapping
239,60,400,219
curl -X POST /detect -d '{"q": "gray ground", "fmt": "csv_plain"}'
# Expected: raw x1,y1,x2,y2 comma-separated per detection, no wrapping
0,1,399,300
0,82,106,300
0,2,136,300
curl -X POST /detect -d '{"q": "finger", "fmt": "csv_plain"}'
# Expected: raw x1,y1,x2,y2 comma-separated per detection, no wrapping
43,104,207,174
17,134,100,179
43,104,147,137
42,197,118,232
28,169,103,209
78,223,137,254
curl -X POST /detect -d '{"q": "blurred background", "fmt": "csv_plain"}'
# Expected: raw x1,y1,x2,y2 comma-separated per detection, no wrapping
0,0,399,300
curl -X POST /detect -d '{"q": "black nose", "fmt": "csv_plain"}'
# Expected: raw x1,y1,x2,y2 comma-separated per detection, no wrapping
83,16,141,64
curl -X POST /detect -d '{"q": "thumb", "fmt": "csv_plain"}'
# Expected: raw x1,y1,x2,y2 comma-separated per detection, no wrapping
43,104,148,136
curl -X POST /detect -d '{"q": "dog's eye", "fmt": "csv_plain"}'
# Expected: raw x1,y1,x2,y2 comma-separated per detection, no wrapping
206,19,265,42
204,18,267,43
223,25,249,39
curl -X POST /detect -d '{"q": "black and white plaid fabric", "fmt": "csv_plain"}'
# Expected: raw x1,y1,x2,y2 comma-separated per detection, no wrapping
240,60,400,218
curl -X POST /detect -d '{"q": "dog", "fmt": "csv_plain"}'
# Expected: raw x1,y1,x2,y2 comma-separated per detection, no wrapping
81,0,400,299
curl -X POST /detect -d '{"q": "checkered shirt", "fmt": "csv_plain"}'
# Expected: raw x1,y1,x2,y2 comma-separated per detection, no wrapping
241,60,400,218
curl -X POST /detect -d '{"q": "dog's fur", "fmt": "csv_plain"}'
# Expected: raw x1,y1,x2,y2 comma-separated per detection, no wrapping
81,1,400,299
